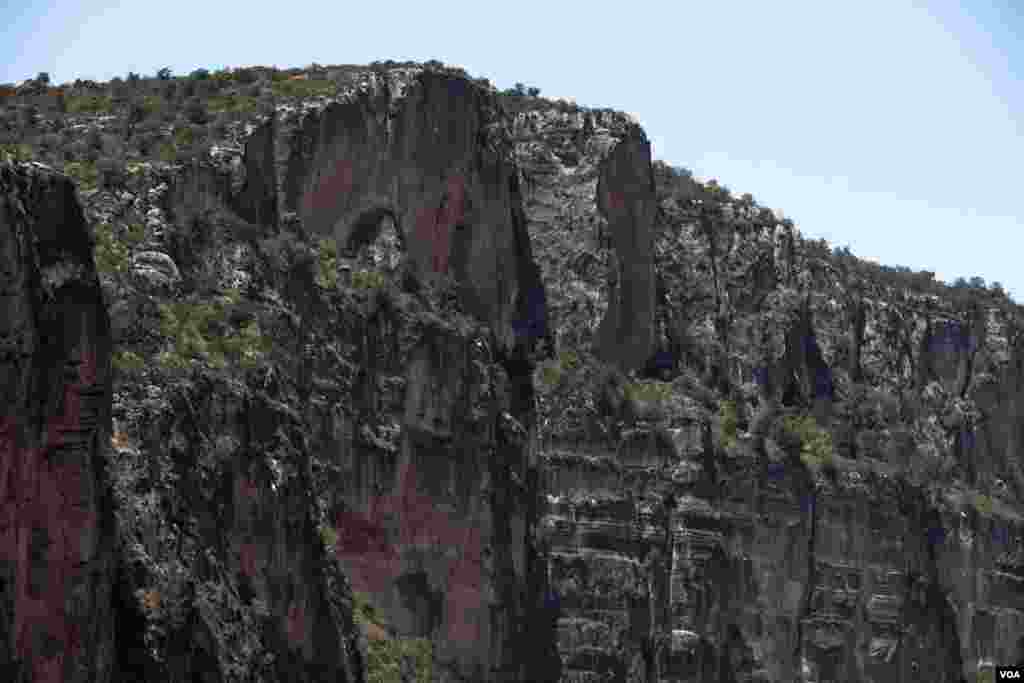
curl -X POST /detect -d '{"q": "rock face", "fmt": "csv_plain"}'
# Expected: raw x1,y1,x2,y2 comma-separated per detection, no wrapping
274,69,543,351
594,128,657,372
3,64,1024,683
0,161,117,682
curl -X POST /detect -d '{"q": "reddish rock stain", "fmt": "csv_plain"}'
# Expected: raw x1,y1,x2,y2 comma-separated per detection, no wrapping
333,460,485,644
303,159,355,214
0,350,99,681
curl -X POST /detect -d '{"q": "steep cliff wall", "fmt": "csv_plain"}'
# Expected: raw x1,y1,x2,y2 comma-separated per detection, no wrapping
3,63,1023,683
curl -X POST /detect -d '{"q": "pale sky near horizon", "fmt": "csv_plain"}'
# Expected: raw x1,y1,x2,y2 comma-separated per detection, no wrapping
3,1,1021,302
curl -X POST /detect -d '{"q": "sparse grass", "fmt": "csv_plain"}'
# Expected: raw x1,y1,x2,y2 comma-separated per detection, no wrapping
206,94,258,114
270,78,337,99
66,94,113,114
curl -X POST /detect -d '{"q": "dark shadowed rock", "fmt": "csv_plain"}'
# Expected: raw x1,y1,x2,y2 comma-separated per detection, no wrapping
595,127,657,372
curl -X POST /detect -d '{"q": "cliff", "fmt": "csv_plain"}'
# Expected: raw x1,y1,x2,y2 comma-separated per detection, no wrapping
0,62,1022,682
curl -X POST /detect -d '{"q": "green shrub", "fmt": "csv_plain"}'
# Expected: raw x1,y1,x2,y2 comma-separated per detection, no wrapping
318,524,338,550
157,142,177,163
719,400,738,449
558,350,580,371
0,143,34,162
537,351,580,389
781,414,835,470
624,381,672,404
112,350,145,373
173,125,197,147
156,298,272,371
63,160,98,189
314,237,338,289
352,270,386,290
538,360,562,388
971,492,994,516
139,94,164,116
353,592,434,683
92,221,133,277
367,637,433,683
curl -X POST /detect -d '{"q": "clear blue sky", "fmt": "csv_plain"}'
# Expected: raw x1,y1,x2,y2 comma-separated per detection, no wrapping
4,1,1021,301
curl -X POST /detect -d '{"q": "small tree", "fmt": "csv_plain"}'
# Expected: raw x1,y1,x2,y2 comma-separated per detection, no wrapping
190,68,210,80
36,72,50,85
184,96,209,125
156,67,173,81
96,156,127,191
233,67,257,84
126,71,141,86
20,104,39,129
527,86,541,97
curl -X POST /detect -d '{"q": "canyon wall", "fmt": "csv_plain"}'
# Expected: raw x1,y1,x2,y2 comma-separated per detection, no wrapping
2,65,1023,683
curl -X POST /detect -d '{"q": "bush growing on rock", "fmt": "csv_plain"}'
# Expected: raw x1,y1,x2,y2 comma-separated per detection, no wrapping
351,270,386,291
184,96,209,124
156,297,272,371
63,160,99,189
352,592,434,683
0,143,34,162
314,237,339,289
719,399,739,449
781,414,835,471
624,380,672,405
112,350,146,374
96,156,127,190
